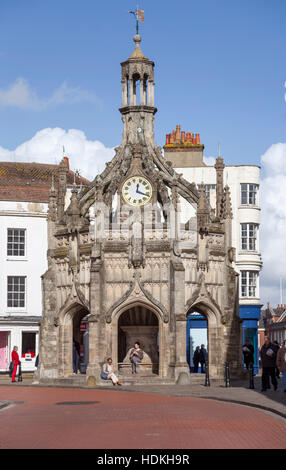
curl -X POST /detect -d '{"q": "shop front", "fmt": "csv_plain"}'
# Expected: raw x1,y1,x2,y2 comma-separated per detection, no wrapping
239,304,262,374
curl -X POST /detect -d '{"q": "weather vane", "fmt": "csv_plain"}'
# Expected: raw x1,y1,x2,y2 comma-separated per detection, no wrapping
128,6,144,34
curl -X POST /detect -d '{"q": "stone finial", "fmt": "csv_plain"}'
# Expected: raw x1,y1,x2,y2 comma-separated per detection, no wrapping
48,174,57,222
197,185,210,236
214,155,225,170
214,155,225,219
221,185,233,219
129,34,146,60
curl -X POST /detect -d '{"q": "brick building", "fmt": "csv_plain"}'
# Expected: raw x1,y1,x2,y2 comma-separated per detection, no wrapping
260,303,286,346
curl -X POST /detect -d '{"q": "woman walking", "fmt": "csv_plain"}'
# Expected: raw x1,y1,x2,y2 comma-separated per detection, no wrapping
11,346,20,383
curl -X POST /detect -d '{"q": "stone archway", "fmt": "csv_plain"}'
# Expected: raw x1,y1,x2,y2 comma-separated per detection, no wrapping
186,308,208,373
111,301,164,377
118,306,159,374
58,303,90,377
186,301,223,379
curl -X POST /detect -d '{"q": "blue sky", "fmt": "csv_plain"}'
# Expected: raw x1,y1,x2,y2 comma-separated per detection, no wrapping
0,0,285,165
1,0,286,306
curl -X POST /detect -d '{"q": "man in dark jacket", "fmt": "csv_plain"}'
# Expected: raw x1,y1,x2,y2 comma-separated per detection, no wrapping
193,346,200,373
199,344,207,374
242,338,254,369
260,336,278,392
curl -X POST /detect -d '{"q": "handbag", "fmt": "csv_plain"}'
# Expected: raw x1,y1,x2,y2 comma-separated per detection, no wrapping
9,361,15,378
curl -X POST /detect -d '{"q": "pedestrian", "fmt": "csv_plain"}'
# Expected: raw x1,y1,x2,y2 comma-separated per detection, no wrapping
260,336,278,392
242,338,254,370
73,340,80,374
199,344,207,373
35,354,39,368
101,358,122,386
276,340,286,392
193,346,200,373
11,346,21,383
273,341,281,378
130,342,144,374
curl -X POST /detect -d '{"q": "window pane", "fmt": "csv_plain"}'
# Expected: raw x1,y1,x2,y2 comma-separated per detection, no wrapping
7,276,26,308
7,228,25,256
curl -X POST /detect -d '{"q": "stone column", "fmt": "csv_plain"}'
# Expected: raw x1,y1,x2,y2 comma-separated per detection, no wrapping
171,258,191,383
148,80,154,106
85,315,101,383
121,79,128,107
86,256,103,384
140,79,144,105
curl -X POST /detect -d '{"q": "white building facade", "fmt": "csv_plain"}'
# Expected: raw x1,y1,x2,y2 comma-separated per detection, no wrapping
0,160,87,373
0,200,47,372
164,126,262,372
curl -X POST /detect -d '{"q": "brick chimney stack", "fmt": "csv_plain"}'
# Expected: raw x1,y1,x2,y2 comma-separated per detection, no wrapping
164,125,205,168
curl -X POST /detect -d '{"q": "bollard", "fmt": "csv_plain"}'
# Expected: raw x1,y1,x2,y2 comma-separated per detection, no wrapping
18,363,23,382
204,359,210,387
249,363,255,389
225,362,230,387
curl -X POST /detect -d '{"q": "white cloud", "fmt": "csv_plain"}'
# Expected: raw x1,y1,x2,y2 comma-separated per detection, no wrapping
0,78,101,110
0,128,115,178
260,142,286,307
203,156,216,166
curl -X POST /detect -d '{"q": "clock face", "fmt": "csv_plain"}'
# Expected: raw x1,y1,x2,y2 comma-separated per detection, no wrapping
122,176,152,206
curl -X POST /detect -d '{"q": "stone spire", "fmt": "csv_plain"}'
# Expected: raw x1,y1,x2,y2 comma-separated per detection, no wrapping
197,185,210,236
129,34,146,60
47,175,57,222
57,155,69,222
214,155,225,219
120,33,157,146
221,185,233,220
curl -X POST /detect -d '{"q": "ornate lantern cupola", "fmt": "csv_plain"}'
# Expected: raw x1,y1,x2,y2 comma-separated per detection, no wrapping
120,34,157,145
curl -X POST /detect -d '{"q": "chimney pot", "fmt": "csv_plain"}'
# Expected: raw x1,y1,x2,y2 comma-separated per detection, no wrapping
63,156,69,169
175,125,181,143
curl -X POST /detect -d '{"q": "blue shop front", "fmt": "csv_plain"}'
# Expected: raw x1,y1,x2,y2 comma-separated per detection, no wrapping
186,305,262,374
239,304,262,374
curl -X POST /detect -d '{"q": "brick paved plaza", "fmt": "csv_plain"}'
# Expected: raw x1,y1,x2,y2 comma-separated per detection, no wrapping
0,384,285,450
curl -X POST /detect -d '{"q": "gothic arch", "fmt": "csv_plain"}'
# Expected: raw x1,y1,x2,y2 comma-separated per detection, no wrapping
106,277,169,324
111,299,164,377
185,299,224,379
58,300,90,377
185,298,222,329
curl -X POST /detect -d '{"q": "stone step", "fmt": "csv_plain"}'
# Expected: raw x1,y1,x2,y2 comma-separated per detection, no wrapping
41,374,87,386
189,373,207,384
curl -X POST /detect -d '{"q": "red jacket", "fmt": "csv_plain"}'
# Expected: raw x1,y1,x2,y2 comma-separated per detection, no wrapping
12,350,20,365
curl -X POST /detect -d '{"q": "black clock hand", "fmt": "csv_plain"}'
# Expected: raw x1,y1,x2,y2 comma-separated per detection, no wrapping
136,184,147,196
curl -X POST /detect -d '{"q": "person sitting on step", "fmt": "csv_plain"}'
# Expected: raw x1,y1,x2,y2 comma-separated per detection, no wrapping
101,358,121,386
130,342,144,374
